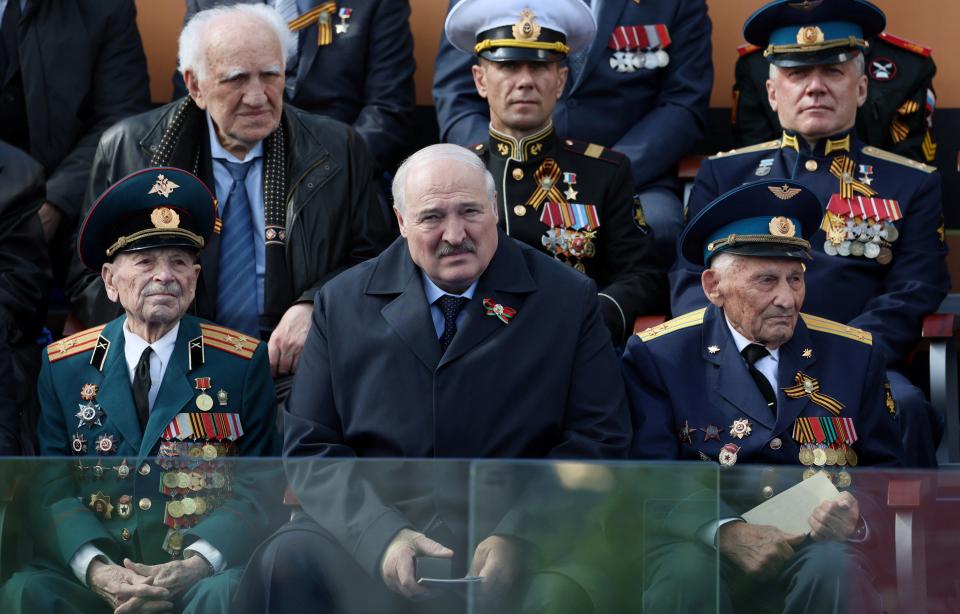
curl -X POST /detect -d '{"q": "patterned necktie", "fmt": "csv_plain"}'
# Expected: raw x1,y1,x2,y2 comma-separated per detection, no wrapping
132,347,153,429
741,344,777,413
216,160,260,336
437,295,470,352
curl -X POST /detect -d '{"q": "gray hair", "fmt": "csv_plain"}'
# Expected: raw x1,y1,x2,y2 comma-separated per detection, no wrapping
392,144,498,215
178,4,296,80
768,52,866,80
709,252,740,275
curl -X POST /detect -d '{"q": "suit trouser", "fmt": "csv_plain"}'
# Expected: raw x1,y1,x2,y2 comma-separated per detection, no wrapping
641,538,881,614
0,562,240,613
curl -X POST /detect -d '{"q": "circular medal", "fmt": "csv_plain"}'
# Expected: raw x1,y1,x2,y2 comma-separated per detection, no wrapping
798,446,814,466
836,471,852,488
162,472,179,489
718,443,740,467
202,444,218,461
190,472,205,491
802,467,817,480
849,242,865,257
838,241,851,257
574,262,586,273
823,240,838,256
195,497,207,515
882,223,899,242
824,446,838,466
876,247,893,265
846,446,859,466
655,49,670,67
168,531,183,551
812,447,827,466
836,447,848,466
177,472,190,489
864,242,880,259
196,393,214,412
513,204,527,217
167,500,185,519
643,52,658,69
181,498,197,516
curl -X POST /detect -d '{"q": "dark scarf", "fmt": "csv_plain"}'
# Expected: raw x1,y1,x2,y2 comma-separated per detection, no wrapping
150,97,293,330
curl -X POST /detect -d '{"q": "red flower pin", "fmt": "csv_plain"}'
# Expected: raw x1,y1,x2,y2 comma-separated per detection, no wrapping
483,298,516,324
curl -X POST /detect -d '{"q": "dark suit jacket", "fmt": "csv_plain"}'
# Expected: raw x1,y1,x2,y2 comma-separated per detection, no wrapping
7,0,150,224
283,232,631,577
178,0,416,172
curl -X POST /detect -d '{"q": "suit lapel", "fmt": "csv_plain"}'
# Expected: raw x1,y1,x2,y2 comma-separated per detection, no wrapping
570,2,626,94
773,317,817,435
703,307,776,430
139,318,197,456
96,318,144,452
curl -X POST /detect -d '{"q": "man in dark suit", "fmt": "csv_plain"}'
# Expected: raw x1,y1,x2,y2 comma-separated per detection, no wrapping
0,141,49,454
236,143,631,613
0,168,280,613
434,0,713,262
624,180,902,613
175,0,416,177
670,0,949,467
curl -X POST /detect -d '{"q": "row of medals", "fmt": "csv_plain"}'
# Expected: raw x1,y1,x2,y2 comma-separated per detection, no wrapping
609,49,670,72
799,443,856,487
824,215,898,263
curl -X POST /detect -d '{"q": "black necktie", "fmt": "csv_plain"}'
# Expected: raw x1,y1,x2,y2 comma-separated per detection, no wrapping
133,347,153,429
437,295,469,352
741,344,777,413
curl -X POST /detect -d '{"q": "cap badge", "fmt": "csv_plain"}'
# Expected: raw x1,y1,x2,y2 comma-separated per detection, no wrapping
797,25,825,46
150,207,181,229
788,0,824,9
512,8,541,42
148,174,180,198
769,184,802,200
769,216,797,237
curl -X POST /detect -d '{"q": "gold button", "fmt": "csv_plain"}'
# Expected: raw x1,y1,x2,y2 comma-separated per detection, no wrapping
138,498,152,511
121,528,131,541
513,205,527,217
138,463,151,476
512,168,524,181
770,438,782,450
762,486,774,499
804,160,818,172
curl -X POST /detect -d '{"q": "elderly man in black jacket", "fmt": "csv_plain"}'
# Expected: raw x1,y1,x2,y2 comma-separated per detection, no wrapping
66,3,391,390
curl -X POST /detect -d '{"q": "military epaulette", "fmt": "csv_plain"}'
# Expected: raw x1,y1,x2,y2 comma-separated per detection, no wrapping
737,43,762,57
878,32,933,58
200,323,260,360
862,146,936,174
46,325,107,363
800,313,872,346
637,308,706,342
709,139,780,160
471,142,486,156
562,138,626,166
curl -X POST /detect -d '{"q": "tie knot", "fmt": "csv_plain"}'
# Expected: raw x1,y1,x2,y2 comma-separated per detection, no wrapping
437,295,470,320
741,343,769,366
221,159,254,182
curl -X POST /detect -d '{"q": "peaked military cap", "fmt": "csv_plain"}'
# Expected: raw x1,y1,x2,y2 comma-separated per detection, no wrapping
680,179,823,266
744,0,886,67
445,0,596,62
78,167,216,270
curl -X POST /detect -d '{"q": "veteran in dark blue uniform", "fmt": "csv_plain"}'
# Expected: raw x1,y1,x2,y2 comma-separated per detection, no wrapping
625,180,902,613
670,0,949,467
434,0,713,261
0,168,281,613
443,0,666,344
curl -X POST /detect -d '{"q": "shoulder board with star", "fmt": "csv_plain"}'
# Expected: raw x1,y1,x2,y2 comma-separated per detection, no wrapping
737,43,762,57
861,146,936,174
708,139,780,160
800,313,872,346
200,323,261,360
877,32,933,58
637,308,706,342
471,142,487,157
562,138,626,166
46,325,107,363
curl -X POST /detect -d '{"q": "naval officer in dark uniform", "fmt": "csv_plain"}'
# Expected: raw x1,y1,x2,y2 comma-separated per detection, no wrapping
670,0,949,467
626,180,902,613
0,168,280,613
444,0,666,344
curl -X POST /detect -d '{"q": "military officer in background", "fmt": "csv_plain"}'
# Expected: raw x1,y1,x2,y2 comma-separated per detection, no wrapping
444,0,666,344
733,29,938,164
435,0,713,265
625,180,902,613
670,0,950,467
0,168,281,613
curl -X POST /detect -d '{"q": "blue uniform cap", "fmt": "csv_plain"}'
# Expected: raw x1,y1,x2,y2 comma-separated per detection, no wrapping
445,0,596,62
680,179,824,266
78,167,217,271
743,0,885,67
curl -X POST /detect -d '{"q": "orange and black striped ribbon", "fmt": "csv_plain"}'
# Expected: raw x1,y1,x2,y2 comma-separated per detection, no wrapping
829,155,876,199
525,159,567,210
782,372,845,415
288,2,337,46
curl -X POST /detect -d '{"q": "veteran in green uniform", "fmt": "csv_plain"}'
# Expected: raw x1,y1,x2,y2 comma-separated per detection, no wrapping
444,0,666,344
0,168,281,613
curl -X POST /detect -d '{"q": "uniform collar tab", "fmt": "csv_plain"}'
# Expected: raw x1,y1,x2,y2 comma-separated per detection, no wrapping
488,123,555,162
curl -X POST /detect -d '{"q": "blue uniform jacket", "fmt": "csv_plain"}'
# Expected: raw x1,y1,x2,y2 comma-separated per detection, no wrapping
432,0,713,193
670,132,950,367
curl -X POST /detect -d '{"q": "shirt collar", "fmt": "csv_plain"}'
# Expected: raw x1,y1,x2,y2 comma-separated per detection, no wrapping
206,112,264,163
724,314,780,363
421,272,478,304
123,320,180,372
780,129,852,156
488,122,556,162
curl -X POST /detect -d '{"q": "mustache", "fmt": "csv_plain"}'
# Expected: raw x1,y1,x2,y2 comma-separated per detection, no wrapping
142,282,182,297
435,239,477,257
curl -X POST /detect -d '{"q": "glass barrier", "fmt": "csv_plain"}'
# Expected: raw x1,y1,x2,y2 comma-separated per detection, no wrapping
0,458,956,613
